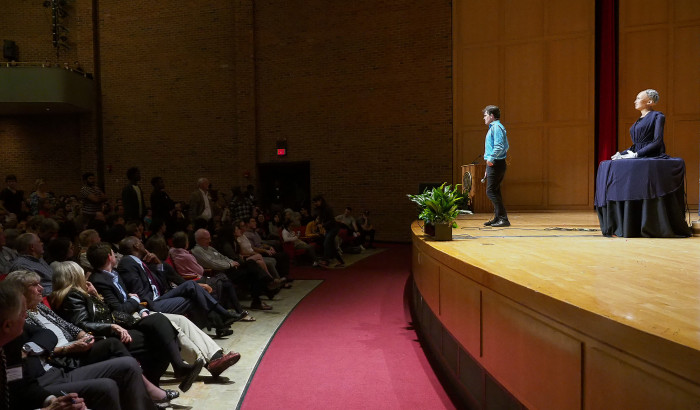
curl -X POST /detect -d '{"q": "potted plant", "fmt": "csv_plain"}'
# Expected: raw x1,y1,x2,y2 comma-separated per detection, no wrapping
407,183,463,241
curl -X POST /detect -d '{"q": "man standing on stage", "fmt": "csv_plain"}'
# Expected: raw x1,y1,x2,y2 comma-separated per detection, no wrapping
482,105,510,227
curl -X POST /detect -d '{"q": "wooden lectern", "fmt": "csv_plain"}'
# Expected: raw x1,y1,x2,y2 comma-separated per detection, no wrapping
461,164,491,214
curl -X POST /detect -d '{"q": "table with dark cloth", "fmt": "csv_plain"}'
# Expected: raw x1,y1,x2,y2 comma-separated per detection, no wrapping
595,156,691,237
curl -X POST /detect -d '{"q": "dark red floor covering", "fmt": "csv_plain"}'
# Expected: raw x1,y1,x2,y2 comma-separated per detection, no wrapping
240,244,456,409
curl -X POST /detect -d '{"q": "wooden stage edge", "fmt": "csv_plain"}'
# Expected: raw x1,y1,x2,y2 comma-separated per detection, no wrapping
411,210,700,409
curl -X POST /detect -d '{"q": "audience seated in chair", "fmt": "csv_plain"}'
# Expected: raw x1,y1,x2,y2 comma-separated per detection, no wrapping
167,231,254,321
281,220,318,266
4,270,173,408
193,227,280,311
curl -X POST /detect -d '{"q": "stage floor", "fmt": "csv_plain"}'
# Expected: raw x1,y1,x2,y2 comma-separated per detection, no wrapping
425,210,700,353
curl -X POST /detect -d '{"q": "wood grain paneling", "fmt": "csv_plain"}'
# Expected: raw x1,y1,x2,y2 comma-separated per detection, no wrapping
461,47,500,125
503,0,544,41
454,1,498,44
547,0,592,35
673,120,700,204
412,216,700,409
619,29,669,121
454,128,489,185
482,293,582,410
619,0,700,208
453,0,594,210
412,247,440,312
622,0,668,27
586,345,700,409
548,126,592,206
675,0,700,21
439,265,481,356
548,37,592,122
505,43,545,124
673,26,700,115
503,126,545,207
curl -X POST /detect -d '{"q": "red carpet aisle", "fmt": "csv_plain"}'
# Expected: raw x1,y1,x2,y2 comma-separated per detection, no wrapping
240,244,455,409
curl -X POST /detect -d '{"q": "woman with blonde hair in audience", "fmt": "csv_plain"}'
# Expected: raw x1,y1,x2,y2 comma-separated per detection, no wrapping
49,260,204,394
5,269,182,405
87,241,242,379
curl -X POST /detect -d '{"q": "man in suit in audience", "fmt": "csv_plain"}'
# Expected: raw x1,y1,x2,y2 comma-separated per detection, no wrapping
87,243,242,373
0,280,154,410
121,167,146,223
89,245,148,317
149,177,175,234
115,237,239,331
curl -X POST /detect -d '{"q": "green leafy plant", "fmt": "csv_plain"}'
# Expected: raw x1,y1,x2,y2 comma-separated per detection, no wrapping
407,183,463,228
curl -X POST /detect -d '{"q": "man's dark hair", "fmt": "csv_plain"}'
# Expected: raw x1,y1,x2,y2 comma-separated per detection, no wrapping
145,236,168,261
86,242,113,270
5,174,17,182
151,176,163,187
483,105,501,119
126,167,140,182
103,224,126,244
118,236,139,256
45,236,73,264
82,172,95,181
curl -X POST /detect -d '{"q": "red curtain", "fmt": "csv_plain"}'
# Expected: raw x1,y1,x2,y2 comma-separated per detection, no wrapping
596,0,618,164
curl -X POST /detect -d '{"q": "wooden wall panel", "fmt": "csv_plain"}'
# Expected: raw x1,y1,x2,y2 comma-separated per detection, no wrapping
461,47,500,125
482,293,582,410
547,0,591,34
619,0,700,208
619,30,669,122
439,265,481,356
454,1,497,44
505,43,545,124
453,0,594,210
503,0,544,41
454,129,489,186
548,37,592,122
622,0,668,26
673,26,700,115
673,120,700,204
412,248,441,312
503,127,545,207
675,0,700,21
586,345,700,409
548,126,591,206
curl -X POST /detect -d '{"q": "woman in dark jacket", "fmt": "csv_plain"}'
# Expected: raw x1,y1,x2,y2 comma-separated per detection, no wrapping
49,261,204,393
5,269,180,405
312,195,345,267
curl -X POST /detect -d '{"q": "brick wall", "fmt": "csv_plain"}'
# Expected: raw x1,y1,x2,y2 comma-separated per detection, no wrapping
0,0,453,241
253,0,453,241
0,0,93,196
0,116,83,196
